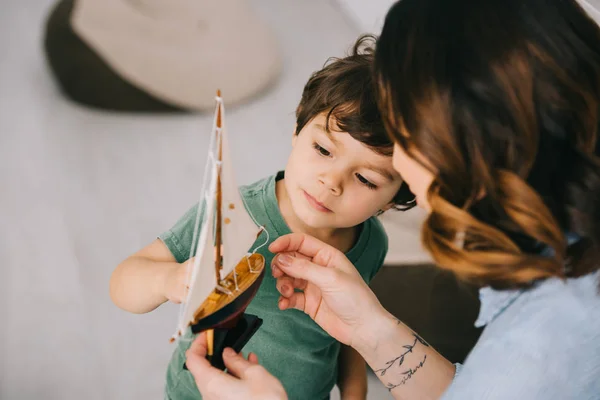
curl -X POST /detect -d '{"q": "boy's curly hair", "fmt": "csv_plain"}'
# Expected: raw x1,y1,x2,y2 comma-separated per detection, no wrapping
295,34,415,210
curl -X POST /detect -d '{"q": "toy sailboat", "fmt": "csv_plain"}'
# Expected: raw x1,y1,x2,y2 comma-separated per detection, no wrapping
172,91,267,367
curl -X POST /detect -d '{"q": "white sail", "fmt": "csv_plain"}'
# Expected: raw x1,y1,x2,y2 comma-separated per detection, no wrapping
179,167,218,332
218,101,263,277
174,94,265,338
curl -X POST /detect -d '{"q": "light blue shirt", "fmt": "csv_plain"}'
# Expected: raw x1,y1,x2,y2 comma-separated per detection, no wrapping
442,265,600,399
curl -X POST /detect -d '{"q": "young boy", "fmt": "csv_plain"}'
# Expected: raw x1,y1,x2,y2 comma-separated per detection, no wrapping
110,35,413,400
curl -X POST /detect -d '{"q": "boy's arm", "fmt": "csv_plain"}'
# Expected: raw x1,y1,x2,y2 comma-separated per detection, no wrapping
337,344,368,400
110,238,188,314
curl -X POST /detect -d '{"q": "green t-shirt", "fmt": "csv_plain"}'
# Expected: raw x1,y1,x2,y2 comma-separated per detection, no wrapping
161,172,388,400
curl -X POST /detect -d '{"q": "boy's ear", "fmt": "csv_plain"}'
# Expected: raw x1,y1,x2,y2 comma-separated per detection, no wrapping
379,202,396,213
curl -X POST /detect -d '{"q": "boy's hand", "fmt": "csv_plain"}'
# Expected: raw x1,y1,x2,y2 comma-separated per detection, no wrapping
163,258,193,304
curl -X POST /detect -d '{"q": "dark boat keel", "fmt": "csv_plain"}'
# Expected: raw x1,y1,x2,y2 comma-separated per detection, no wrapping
183,313,263,371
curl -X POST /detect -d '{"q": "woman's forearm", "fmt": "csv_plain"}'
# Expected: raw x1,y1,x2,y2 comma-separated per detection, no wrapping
353,310,455,400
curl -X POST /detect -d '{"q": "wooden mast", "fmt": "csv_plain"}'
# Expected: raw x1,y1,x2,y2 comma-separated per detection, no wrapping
207,89,224,357
215,89,223,284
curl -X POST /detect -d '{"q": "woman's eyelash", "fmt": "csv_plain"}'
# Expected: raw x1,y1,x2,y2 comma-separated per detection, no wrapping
356,173,377,190
313,143,331,157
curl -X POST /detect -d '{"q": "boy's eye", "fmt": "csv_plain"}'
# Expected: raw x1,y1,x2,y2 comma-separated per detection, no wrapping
313,143,331,157
356,173,377,190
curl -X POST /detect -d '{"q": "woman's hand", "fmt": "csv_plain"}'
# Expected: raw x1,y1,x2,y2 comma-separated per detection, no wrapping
270,233,456,400
269,233,387,349
185,332,288,400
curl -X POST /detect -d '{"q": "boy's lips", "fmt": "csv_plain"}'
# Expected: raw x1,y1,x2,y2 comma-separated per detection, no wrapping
302,191,332,213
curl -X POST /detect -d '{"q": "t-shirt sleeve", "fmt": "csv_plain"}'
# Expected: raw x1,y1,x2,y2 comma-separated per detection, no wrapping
158,202,203,263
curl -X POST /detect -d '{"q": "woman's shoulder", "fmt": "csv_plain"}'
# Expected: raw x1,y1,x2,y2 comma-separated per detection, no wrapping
476,272,599,393
517,270,599,323
487,271,600,343
444,272,600,399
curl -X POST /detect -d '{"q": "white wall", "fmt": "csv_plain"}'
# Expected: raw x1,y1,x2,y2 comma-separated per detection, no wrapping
335,0,396,34
338,0,600,33
579,0,600,21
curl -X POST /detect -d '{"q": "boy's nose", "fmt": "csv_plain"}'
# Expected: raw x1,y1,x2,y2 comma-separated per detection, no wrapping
318,172,343,196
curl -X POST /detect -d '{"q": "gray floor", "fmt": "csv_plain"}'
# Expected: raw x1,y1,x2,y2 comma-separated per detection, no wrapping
0,1,393,399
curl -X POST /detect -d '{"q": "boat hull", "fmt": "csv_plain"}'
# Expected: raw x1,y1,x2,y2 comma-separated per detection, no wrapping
189,253,265,333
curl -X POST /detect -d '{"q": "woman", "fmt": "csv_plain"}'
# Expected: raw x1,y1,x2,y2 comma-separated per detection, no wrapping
185,0,600,398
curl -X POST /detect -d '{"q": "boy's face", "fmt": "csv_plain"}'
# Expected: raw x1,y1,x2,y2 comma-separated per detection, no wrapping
284,113,403,230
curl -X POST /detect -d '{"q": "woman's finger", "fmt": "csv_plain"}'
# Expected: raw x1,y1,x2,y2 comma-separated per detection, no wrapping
272,255,337,287
187,332,208,361
271,250,313,280
293,277,308,291
271,236,354,276
222,348,255,379
272,263,283,278
248,352,259,365
276,275,295,297
269,233,334,260
275,275,308,297
278,291,306,312
186,333,231,391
